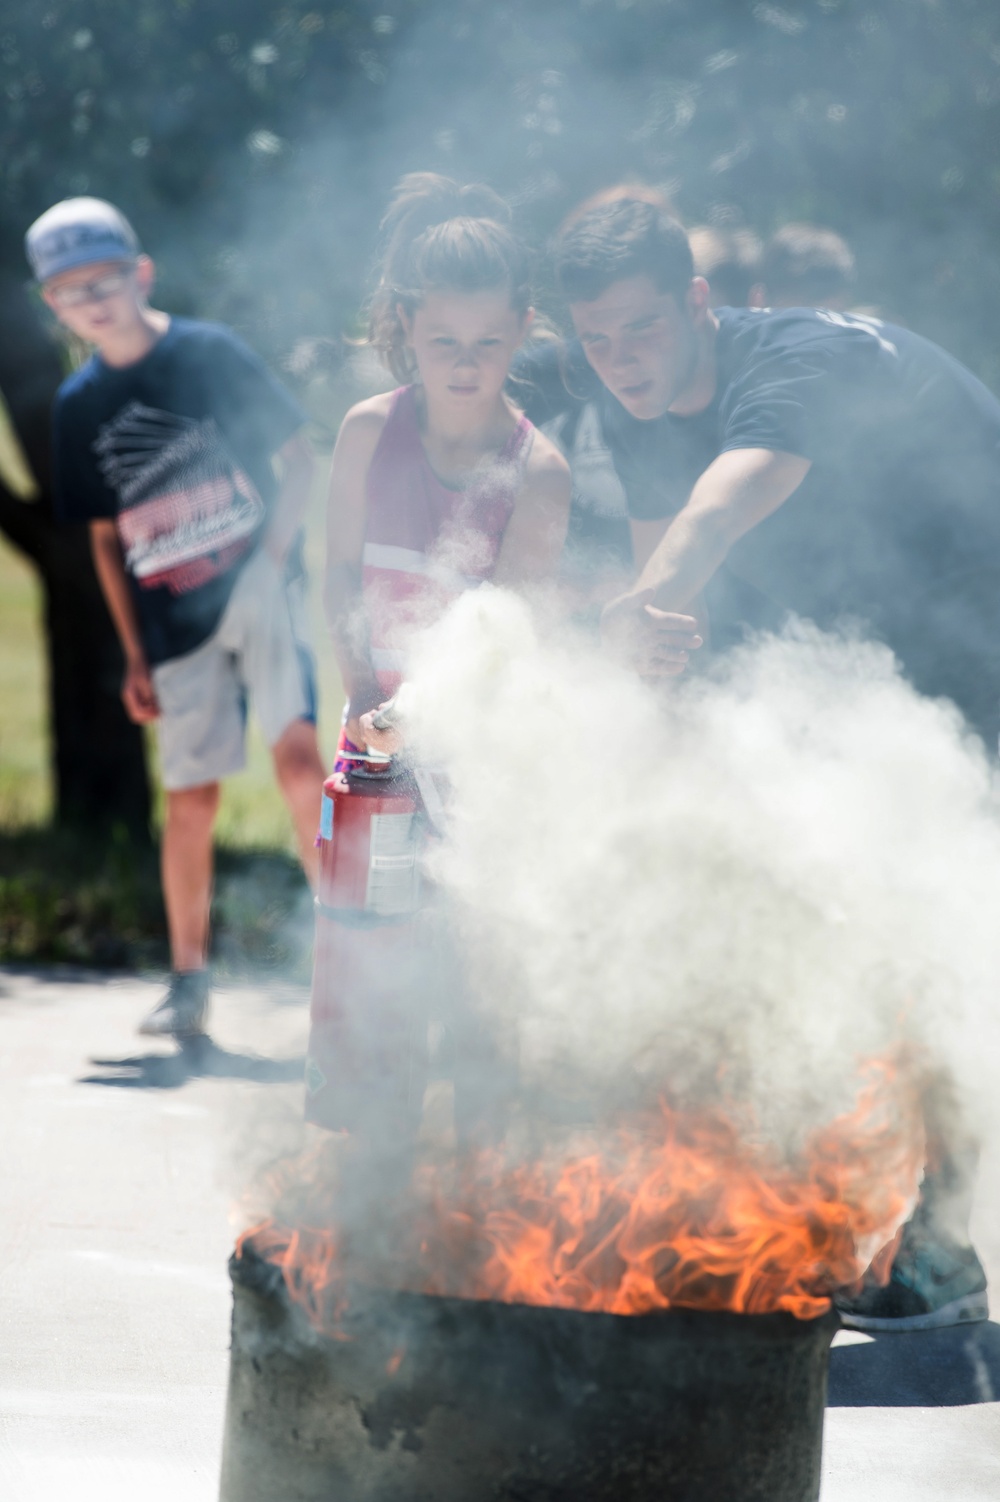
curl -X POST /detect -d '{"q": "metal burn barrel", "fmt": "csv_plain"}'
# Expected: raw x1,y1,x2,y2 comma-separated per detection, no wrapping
219,1241,838,1502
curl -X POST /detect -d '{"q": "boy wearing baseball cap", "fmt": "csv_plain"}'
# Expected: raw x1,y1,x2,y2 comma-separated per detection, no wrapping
27,197,326,1039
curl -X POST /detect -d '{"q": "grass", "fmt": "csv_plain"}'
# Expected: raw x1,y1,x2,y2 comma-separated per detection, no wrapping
0,827,314,976
0,454,345,971
0,530,49,827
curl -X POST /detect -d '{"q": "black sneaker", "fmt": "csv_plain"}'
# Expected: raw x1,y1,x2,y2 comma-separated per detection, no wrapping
836,1229,989,1332
138,970,210,1039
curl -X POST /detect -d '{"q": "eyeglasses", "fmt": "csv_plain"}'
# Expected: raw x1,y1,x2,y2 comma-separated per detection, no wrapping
47,269,133,308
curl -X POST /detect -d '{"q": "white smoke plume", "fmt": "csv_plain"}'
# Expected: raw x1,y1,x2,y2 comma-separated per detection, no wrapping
406,586,1000,1161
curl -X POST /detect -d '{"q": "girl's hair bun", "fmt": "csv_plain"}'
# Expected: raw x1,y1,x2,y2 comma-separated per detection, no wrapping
380,172,512,243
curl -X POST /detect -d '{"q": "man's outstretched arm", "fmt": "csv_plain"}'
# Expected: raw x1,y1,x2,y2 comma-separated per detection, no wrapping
603,447,810,673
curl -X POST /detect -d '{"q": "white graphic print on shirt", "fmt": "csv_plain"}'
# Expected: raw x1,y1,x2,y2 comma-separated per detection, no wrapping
93,401,265,594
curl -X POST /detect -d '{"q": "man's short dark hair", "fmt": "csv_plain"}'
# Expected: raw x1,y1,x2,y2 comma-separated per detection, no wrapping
761,223,855,306
553,187,694,305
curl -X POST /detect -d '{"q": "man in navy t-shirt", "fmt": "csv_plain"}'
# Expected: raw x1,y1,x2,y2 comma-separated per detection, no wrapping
27,197,326,1039
546,189,999,1337
550,193,1000,753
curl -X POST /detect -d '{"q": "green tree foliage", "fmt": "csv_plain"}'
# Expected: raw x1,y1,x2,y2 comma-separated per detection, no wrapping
2,0,1000,380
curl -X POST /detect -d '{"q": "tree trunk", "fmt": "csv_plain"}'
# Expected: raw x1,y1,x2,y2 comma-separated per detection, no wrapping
0,277,151,839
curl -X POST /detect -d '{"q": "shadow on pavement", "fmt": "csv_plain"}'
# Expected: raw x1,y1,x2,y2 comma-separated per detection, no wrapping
79,1035,305,1090
829,1321,1000,1406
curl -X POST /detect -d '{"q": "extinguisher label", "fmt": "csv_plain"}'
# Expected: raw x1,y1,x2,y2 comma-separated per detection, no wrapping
320,794,334,842
366,812,420,915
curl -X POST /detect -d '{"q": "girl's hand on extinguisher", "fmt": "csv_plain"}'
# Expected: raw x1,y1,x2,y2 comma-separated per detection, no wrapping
343,712,370,751
359,705,404,757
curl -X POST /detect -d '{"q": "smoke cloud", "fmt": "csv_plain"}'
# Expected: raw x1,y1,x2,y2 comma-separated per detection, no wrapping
405,587,1000,1163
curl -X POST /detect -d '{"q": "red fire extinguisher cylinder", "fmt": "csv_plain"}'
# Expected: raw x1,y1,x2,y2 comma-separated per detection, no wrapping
305,756,428,1135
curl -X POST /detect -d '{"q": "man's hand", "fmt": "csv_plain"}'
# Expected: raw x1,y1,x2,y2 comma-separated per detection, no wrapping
122,655,160,723
601,590,704,678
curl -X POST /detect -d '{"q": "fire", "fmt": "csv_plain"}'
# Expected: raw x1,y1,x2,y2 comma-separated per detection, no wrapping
238,1056,924,1328
240,1220,345,1330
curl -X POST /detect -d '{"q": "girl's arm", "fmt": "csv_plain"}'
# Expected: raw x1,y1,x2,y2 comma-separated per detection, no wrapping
492,429,572,587
323,395,391,744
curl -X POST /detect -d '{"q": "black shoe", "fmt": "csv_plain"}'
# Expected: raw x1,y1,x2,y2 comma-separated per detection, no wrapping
835,1228,989,1332
138,971,210,1039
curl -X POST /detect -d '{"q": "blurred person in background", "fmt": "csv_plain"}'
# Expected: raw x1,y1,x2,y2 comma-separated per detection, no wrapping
688,224,762,309
548,185,1000,1333
26,197,326,1041
749,221,856,310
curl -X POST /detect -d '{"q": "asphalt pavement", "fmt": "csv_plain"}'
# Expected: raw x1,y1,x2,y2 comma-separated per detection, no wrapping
1,967,998,1501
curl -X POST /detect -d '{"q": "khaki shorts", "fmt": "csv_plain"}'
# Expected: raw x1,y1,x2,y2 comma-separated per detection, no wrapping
152,549,317,791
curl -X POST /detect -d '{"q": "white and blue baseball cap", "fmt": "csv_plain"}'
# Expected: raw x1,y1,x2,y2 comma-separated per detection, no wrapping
25,197,140,283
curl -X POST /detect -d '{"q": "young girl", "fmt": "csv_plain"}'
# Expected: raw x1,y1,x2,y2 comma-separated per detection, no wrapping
324,172,571,760
309,176,569,1181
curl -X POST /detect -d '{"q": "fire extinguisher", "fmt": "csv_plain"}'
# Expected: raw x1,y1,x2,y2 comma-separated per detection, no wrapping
305,748,432,1136
314,751,423,919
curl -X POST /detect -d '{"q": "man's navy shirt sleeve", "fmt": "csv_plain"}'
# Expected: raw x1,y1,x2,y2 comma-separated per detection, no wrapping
610,309,912,525
716,310,900,462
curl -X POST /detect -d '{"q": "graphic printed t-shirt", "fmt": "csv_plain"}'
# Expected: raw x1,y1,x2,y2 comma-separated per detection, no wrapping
53,317,305,665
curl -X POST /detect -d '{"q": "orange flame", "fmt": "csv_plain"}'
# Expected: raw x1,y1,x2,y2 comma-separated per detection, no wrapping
236,1220,352,1336
238,1056,923,1328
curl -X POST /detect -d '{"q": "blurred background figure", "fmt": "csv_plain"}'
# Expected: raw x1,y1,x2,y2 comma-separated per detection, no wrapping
27,196,325,1040
688,224,762,309
749,223,857,311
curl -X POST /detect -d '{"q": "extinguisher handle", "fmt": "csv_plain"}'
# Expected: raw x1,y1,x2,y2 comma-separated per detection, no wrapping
336,748,393,765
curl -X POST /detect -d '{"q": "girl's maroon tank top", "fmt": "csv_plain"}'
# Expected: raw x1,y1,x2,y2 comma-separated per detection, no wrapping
361,385,534,693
